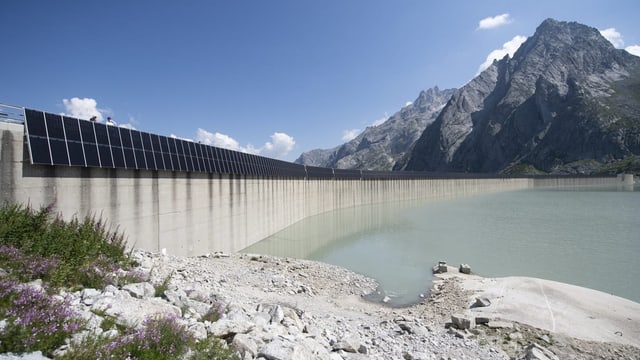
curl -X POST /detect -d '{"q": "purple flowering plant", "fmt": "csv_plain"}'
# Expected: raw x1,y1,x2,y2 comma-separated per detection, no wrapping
0,278,83,355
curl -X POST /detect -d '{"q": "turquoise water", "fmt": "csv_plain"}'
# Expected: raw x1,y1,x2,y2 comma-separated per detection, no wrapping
243,184,640,306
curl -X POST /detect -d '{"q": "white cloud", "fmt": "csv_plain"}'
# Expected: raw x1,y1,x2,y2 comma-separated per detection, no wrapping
599,28,640,56
404,101,413,107
626,45,640,57
477,35,527,74
62,97,104,121
371,112,389,127
196,128,295,159
262,132,296,158
477,13,512,30
342,129,361,142
600,28,624,48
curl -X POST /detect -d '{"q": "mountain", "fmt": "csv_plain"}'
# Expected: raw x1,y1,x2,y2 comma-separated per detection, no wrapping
399,19,640,174
295,87,456,170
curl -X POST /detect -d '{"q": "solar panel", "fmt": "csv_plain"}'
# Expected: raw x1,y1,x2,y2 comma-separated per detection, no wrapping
98,145,114,168
29,137,52,165
150,135,166,171
119,128,136,168
79,121,97,143
107,126,122,147
94,124,110,145
168,137,181,171
130,130,147,169
24,109,47,137
45,114,70,166
67,141,85,166
63,116,81,142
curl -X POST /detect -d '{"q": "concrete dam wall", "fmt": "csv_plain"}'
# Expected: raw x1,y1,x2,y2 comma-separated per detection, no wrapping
1,121,626,256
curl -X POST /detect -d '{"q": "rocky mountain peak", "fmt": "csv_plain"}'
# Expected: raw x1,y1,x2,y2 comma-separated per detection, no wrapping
401,19,640,174
295,86,455,170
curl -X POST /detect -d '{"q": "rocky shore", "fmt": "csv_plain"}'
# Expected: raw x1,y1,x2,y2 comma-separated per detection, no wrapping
3,250,640,359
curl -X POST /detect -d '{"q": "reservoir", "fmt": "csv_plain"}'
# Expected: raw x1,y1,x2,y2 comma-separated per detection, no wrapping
243,184,640,306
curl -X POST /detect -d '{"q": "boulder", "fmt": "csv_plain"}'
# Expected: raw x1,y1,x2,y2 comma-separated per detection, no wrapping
257,337,328,360
432,261,448,274
90,293,181,328
451,313,475,330
332,334,362,353
233,333,259,358
458,264,471,274
122,282,156,299
473,297,491,308
207,317,255,337
515,343,559,360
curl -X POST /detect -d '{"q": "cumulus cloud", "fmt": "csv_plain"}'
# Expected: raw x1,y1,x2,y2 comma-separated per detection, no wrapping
600,28,624,48
477,13,512,30
404,101,413,107
342,129,361,142
262,132,296,158
62,97,104,121
626,45,640,57
477,35,527,74
196,128,295,159
599,28,640,56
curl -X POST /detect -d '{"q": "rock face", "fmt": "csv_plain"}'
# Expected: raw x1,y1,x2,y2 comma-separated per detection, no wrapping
401,19,640,174
295,87,455,171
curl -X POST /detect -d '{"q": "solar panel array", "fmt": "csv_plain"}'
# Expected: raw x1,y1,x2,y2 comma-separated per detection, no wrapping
22,107,518,180
23,109,305,177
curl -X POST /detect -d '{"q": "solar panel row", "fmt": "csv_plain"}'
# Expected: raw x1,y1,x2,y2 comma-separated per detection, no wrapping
23,109,306,177
22,108,515,181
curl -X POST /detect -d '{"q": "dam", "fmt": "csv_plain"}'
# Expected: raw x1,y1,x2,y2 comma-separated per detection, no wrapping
0,104,632,256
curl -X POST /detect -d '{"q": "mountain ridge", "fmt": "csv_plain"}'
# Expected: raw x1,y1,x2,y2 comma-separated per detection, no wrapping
297,18,640,175
295,86,455,170
400,18,640,174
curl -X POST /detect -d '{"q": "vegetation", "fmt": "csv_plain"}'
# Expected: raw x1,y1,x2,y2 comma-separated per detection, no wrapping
59,315,238,360
502,162,547,175
596,155,640,175
0,203,239,359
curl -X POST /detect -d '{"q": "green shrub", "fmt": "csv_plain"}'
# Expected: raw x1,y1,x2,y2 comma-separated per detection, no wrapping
0,203,131,288
154,271,174,298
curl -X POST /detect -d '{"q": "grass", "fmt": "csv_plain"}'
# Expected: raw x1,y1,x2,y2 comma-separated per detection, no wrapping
0,203,239,359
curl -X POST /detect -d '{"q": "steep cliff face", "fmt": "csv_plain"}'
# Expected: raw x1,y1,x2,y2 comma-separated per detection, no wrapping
402,19,640,174
295,87,455,171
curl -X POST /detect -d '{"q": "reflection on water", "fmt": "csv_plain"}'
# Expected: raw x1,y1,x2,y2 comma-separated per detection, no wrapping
243,184,640,306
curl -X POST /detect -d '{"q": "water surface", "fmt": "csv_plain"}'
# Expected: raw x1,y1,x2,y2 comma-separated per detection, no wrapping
243,184,640,306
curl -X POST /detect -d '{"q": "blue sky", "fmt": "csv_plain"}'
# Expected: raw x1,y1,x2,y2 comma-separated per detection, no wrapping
1,1,638,161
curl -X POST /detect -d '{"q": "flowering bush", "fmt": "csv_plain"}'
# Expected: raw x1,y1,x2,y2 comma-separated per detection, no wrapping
61,315,239,360
0,203,239,358
0,278,83,356
0,245,60,282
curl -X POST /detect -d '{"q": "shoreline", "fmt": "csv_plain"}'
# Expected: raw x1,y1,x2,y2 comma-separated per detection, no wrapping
7,250,636,359
141,250,640,359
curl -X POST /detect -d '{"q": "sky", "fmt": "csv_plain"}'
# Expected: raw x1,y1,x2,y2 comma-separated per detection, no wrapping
1,1,638,161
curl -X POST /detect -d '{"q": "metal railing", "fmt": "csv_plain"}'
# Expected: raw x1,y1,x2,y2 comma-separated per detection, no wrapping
0,103,25,124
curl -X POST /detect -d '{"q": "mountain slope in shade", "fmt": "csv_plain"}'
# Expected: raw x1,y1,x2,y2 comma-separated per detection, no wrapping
400,19,640,174
295,87,455,171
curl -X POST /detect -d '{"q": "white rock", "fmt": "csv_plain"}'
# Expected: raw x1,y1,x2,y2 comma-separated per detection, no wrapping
233,333,259,358
122,282,156,299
